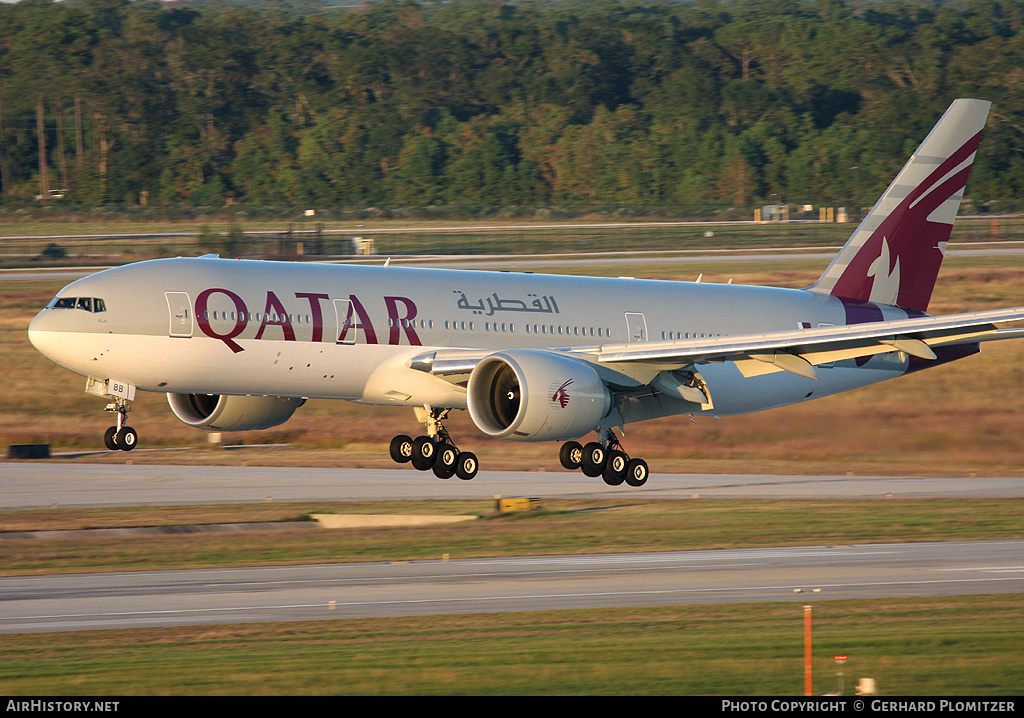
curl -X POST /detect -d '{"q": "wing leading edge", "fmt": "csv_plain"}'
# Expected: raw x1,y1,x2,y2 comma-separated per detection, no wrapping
414,306,1024,384
590,306,1024,380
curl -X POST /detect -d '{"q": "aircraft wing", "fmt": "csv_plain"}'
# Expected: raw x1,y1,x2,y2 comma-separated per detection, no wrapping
583,306,1024,380
414,306,1024,383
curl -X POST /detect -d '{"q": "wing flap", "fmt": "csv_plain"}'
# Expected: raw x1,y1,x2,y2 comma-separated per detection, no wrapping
410,307,1024,384
591,307,1024,369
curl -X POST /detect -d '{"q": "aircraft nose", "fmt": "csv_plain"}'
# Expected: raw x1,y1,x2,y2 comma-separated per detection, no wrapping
28,308,64,360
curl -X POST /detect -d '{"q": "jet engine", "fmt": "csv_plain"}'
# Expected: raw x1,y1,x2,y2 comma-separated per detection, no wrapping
167,393,305,431
467,350,611,442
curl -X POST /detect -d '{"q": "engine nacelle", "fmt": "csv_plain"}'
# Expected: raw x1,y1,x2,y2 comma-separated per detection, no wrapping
467,350,611,442
167,393,305,431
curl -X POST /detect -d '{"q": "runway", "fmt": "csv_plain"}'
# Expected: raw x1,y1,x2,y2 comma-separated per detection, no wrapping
3,241,1024,281
2,540,1022,633
3,462,1023,633
4,462,1024,508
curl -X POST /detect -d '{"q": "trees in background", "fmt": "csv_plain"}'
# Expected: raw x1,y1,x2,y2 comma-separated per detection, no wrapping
2,0,1024,212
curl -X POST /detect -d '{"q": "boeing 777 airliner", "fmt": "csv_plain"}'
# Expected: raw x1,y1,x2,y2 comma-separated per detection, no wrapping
28,99,1024,486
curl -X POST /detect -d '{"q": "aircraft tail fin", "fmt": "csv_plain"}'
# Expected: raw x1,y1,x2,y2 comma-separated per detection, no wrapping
809,98,991,312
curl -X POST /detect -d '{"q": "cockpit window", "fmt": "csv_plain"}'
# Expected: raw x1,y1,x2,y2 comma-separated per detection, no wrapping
51,296,106,313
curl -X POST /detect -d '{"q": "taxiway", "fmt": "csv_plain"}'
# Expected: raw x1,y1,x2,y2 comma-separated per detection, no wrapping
2,540,1022,633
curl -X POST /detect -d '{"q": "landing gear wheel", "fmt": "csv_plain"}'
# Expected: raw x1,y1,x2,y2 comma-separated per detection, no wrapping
559,441,583,470
455,452,478,481
602,450,628,486
580,442,607,477
396,408,481,478
411,435,437,471
624,458,649,487
432,444,459,479
389,435,413,464
104,426,119,451
115,426,138,451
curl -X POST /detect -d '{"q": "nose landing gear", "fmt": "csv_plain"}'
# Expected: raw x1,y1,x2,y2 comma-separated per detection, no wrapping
103,398,138,452
85,378,139,451
389,407,479,480
559,430,648,487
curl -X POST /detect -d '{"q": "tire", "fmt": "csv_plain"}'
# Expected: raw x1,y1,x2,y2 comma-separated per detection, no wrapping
580,442,607,477
559,441,583,470
602,450,628,486
624,458,649,487
116,426,138,451
455,452,479,481
411,435,436,470
103,426,119,451
433,445,458,479
389,435,413,464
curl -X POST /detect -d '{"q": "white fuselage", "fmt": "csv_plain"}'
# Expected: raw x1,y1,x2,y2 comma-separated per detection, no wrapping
29,256,913,425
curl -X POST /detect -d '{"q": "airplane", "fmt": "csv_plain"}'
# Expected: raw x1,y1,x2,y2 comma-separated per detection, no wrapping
27,98,1024,487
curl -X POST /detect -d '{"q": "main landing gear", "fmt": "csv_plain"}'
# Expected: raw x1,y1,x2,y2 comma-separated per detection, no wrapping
386,410,647,487
103,398,138,452
389,408,479,480
559,430,649,487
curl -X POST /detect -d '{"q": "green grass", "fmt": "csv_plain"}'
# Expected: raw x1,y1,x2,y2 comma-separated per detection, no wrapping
1,597,1021,695
2,499,1022,575
1,498,1021,695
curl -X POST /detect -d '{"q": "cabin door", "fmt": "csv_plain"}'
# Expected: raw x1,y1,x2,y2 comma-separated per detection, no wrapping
625,312,648,342
165,292,193,338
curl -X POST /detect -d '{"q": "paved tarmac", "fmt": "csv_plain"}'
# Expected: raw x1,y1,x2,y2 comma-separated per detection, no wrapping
4,462,1024,508
3,242,1023,282
2,540,1022,633
3,462,1023,633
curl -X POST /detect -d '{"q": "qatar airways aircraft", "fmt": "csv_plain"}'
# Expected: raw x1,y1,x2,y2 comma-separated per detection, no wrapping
28,98,1024,487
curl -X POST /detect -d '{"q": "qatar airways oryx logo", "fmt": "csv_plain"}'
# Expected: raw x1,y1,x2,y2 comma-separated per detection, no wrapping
550,379,574,409
867,236,901,306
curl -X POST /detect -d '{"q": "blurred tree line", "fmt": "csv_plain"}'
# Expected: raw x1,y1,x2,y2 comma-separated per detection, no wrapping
2,0,1024,213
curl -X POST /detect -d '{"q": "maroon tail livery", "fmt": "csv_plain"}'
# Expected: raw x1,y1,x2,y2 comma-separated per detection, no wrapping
810,99,991,312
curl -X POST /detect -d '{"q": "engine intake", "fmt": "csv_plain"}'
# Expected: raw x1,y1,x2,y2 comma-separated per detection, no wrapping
167,393,305,431
467,350,611,442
